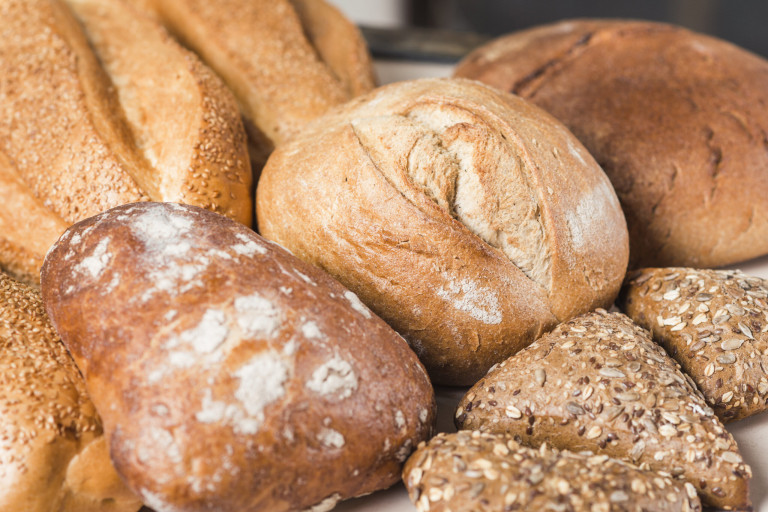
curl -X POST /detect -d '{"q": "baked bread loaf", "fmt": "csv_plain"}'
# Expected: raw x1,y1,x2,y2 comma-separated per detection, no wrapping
455,310,750,510
257,78,629,385
41,202,435,512
620,267,768,422
136,0,377,169
0,0,251,283
403,431,702,512
0,271,141,512
455,19,768,268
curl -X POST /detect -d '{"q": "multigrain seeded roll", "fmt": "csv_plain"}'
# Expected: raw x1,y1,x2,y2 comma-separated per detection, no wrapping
41,202,436,512
0,0,252,283
257,78,629,385
0,272,141,512
455,19,768,268
455,310,750,510
135,0,377,169
620,267,768,422
403,431,702,512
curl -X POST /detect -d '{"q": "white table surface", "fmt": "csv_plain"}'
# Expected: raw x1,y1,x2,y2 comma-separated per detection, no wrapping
337,60,768,512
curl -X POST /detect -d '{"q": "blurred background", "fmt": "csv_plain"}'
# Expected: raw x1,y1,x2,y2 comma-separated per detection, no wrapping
328,0,768,60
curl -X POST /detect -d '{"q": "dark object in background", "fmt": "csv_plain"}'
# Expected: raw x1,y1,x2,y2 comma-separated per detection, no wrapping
409,0,768,58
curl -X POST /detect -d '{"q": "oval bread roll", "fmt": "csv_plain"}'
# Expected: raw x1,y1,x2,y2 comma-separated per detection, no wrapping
257,78,629,385
455,19,768,268
0,0,251,283
41,202,436,512
0,272,141,512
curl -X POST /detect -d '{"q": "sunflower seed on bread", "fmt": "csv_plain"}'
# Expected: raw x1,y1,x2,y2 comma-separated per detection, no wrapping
403,431,702,512
620,267,768,422
455,310,750,510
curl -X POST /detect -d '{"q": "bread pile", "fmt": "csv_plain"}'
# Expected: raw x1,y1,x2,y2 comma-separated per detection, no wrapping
2,1,768,511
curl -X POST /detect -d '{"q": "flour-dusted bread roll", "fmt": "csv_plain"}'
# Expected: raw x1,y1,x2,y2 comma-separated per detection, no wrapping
137,0,377,169
0,0,251,283
455,310,750,510
455,19,768,268
257,78,629,385
41,202,435,512
0,272,141,512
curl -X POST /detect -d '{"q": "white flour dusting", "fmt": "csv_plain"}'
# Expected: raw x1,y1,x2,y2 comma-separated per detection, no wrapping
344,291,372,319
317,428,345,448
306,356,357,399
566,180,617,251
235,294,282,338
301,321,323,339
232,232,267,256
74,237,111,279
436,277,502,325
233,351,289,434
302,493,342,512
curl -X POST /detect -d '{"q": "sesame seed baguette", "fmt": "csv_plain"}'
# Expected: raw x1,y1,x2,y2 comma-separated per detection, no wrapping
455,310,750,510
41,202,435,512
620,267,768,423
136,0,376,169
0,272,141,512
455,19,768,268
257,78,629,386
65,0,252,225
403,431,702,512
0,0,252,283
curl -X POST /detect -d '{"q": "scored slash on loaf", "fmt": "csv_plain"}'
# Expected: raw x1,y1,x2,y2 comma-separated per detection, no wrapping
40,202,436,512
257,77,629,385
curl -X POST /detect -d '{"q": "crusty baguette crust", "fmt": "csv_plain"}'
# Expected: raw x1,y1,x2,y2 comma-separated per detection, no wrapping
41,202,435,512
0,0,252,283
404,431,702,512
257,78,628,385
140,0,376,164
455,19,768,268
456,310,750,510
0,272,140,512
620,267,768,422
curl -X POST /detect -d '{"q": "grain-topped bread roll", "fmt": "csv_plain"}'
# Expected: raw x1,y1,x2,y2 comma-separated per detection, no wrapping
41,202,435,512
620,267,768,422
403,431,702,512
137,0,377,168
257,78,629,385
455,310,750,510
0,0,251,283
455,19,768,268
0,272,141,512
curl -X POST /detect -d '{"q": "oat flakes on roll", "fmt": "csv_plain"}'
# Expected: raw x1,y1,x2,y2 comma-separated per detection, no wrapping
455,19,768,268
0,0,252,283
41,202,435,512
403,431,702,512
257,78,629,386
620,268,768,422
455,310,750,510
0,272,141,512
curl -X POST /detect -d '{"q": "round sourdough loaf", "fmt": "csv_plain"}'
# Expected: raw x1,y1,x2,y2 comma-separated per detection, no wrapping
257,78,629,385
41,202,435,512
455,19,768,268
0,272,140,512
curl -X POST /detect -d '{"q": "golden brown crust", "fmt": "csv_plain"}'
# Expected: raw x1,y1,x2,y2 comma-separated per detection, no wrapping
66,0,252,225
455,19,768,268
0,272,140,512
0,0,253,283
404,431,702,512
257,78,628,385
41,202,436,512
620,267,768,422
455,310,750,510
140,0,376,154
